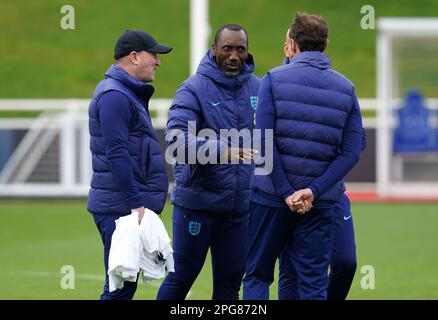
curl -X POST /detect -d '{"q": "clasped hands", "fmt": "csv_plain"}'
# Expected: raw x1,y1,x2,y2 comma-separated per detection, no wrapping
285,188,314,214
228,147,258,161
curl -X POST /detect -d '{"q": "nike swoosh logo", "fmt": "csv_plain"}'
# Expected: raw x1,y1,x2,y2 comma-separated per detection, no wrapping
343,215,352,220
212,101,222,107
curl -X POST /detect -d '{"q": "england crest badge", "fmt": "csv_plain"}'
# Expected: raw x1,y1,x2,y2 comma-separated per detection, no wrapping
188,221,201,236
250,96,258,110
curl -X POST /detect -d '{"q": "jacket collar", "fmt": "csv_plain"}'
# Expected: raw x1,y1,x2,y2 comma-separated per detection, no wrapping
105,65,155,100
196,49,255,89
290,51,331,70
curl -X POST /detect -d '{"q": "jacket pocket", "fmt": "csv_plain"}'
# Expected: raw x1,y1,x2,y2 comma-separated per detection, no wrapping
178,164,197,187
187,164,198,186
190,164,230,191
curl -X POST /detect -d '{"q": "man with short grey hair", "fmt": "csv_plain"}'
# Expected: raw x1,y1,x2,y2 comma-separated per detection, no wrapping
88,29,172,300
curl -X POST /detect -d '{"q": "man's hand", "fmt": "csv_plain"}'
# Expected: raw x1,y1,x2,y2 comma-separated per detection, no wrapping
290,188,314,214
228,147,258,161
301,199,313,213
285,194,304,213
132,206,145,225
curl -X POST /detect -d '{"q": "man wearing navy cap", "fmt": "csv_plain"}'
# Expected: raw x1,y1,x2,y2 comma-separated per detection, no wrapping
88,29,171,299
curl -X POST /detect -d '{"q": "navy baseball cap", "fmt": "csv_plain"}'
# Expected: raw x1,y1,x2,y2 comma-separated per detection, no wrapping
114,29,172,59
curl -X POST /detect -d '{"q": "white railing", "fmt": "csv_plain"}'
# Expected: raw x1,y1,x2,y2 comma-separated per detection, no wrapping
0,99,172,197
0,97,390,129
0,98,172,129
1,97,436,198
0,98,373,197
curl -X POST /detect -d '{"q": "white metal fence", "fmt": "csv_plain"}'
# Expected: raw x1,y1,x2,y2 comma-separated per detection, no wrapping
1,97,436,198
0,99,171,196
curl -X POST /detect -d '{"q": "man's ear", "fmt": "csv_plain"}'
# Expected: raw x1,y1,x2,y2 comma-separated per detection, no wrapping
291,39,299,55
323,39,329,52
211,43,217,56
128,51,139,65
283,41,289,59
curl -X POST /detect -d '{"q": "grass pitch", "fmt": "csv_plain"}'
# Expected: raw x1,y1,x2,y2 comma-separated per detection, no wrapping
0,199,437,299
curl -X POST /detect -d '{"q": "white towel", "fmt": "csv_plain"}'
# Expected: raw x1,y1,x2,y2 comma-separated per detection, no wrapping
107,212,141,292
107,209,174,292
139,208,175,283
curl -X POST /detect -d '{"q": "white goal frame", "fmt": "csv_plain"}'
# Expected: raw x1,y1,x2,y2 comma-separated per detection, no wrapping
376,18,438,199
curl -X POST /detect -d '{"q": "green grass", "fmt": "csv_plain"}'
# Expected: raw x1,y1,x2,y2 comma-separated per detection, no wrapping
2,0,438,99
1,199,437,299
0,111,42,118
349,202,438,299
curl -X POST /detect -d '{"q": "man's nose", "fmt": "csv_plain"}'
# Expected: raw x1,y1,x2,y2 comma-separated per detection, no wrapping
155,57,161,66
229,50,239,60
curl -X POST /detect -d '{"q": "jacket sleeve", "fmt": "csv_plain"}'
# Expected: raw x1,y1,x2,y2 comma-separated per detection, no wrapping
165,81,227,164
98,91,143,209
308,89,363,199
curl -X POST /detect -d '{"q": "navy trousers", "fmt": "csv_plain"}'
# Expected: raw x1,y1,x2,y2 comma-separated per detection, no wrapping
278,193,357,300
157,205,248,300
243,201,335,300
92,212,138,300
